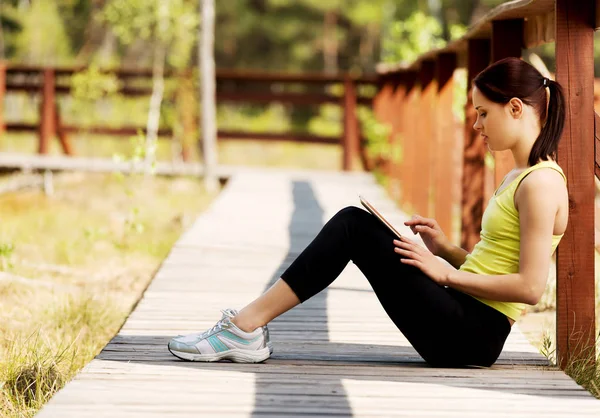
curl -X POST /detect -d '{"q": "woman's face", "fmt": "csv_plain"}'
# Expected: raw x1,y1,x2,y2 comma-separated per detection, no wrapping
472,86,522,152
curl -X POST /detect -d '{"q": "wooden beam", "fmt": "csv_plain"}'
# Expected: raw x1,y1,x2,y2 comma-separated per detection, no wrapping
38,69,56,155
373,74,399,192
416,61,436,217
389,73,407,203
435,53,457,243
342,77,359,171
491,19,523,188
402,71,419,213
555,0,596,370
0,62,5,139
524,12,556,47
461,39,491,252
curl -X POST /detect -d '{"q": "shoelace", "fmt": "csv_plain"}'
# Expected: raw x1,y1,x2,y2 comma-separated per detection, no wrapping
202,309,237,338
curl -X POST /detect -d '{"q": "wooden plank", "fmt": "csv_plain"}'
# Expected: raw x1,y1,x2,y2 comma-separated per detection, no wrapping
416,60,436,216
491,19,522,187
555,0,597,370
219,131,340,145
38,69,56,154
435,53,457,241
389,73,407,203
342,77,359,171
461,39,490,252
524,11,555,47
372,74,397,184
402,71,419,213
595,112,600,179
0,62,5,138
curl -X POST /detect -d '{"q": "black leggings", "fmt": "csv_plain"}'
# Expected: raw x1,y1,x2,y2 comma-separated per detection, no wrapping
281,207,512,367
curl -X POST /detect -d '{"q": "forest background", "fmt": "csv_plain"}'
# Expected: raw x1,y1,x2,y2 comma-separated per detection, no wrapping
1,0,571,165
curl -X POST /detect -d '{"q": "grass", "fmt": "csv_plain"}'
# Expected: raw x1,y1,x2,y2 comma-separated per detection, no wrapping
0,171,216,417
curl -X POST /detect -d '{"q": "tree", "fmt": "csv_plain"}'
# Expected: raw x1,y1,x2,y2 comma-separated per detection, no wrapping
102,0,198,172
200,0,218,191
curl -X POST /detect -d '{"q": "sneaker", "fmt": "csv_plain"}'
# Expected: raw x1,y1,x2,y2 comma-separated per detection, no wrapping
168,309,272,363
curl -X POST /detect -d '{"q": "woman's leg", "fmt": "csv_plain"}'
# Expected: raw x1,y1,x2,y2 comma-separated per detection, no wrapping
232,279,300,333
235,206,510,367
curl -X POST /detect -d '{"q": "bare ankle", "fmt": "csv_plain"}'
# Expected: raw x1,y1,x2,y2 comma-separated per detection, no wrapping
231,316,258,333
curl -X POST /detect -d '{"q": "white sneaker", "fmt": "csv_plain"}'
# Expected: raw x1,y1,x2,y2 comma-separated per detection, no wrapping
168,309,272,363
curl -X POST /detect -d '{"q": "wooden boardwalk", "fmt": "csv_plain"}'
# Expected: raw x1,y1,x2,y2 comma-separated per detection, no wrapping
37,168,599,417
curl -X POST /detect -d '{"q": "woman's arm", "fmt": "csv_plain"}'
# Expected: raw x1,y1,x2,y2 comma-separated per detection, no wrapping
446,169,564,304
438,244,469,269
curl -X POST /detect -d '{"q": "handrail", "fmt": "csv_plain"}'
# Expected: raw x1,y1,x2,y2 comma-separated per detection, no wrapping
1,65,377,170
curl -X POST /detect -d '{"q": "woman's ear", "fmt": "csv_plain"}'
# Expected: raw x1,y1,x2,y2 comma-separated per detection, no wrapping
507,98,523,119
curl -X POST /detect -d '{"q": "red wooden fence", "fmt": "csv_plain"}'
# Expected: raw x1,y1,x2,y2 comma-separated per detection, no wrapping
1,66,376,171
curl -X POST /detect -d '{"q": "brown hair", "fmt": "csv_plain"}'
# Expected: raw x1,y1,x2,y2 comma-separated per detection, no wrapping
473,57,566,167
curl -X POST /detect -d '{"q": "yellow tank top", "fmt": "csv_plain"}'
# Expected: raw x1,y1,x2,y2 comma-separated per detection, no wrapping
458,160,566,321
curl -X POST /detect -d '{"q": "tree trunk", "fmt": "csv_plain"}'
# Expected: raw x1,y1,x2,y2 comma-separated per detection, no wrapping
323,10,338,74
144,1,169,174
200,0,218,191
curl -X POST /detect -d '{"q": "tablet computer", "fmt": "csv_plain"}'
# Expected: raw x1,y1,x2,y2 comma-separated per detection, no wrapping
359,195,403,239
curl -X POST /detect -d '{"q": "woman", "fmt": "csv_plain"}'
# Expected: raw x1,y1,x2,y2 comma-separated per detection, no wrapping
168,57,569,367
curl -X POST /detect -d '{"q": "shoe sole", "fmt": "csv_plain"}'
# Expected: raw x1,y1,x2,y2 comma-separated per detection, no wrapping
168,345,271,363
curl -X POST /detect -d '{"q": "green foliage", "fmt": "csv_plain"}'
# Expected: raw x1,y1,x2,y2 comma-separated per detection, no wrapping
13,0,72,65
70,66,121,101
0,242,15,271
357,106,401,165
101,0,198,69
382,11,445,64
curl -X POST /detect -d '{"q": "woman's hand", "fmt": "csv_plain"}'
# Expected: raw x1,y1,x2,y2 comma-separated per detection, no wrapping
403,215,450,257
393,236,454,286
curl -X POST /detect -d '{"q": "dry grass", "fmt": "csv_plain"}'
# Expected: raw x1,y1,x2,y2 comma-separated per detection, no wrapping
0,171,215,417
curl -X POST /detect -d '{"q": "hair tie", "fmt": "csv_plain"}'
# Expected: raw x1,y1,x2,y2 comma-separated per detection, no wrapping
543,77,549,87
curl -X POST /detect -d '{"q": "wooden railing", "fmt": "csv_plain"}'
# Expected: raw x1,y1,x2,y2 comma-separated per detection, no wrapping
373,0,597,369
0,65,377,170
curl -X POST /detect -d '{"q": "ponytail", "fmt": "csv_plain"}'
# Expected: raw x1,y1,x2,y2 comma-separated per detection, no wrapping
528,79,566,166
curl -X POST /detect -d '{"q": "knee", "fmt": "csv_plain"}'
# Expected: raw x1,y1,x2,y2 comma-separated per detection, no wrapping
333,206,368,222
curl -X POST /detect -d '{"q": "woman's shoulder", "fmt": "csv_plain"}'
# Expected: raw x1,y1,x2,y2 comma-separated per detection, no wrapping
514,161,567,208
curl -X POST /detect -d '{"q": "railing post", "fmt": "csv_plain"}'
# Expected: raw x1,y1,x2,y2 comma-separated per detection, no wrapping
39,68,56,154
390,73,407,203
402,71,418,214
373,73,396,178
491,19,524,186
461,39,491,252
54,103,74,155
435,53,457,243
0,62,5,139
342,76,358,171
416,61,436,217
555,0,596,370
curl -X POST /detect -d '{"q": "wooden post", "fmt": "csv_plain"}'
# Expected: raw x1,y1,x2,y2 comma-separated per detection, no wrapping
402,71,419,213
342,76,359,171
373,73,397,188
390,73,407,203
461,39,491,252
491,19,523,186
555,0,596,370
435,53,457,242
0,62,5,139
39,69,56,155
54,103,74,155
416,61,436,217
